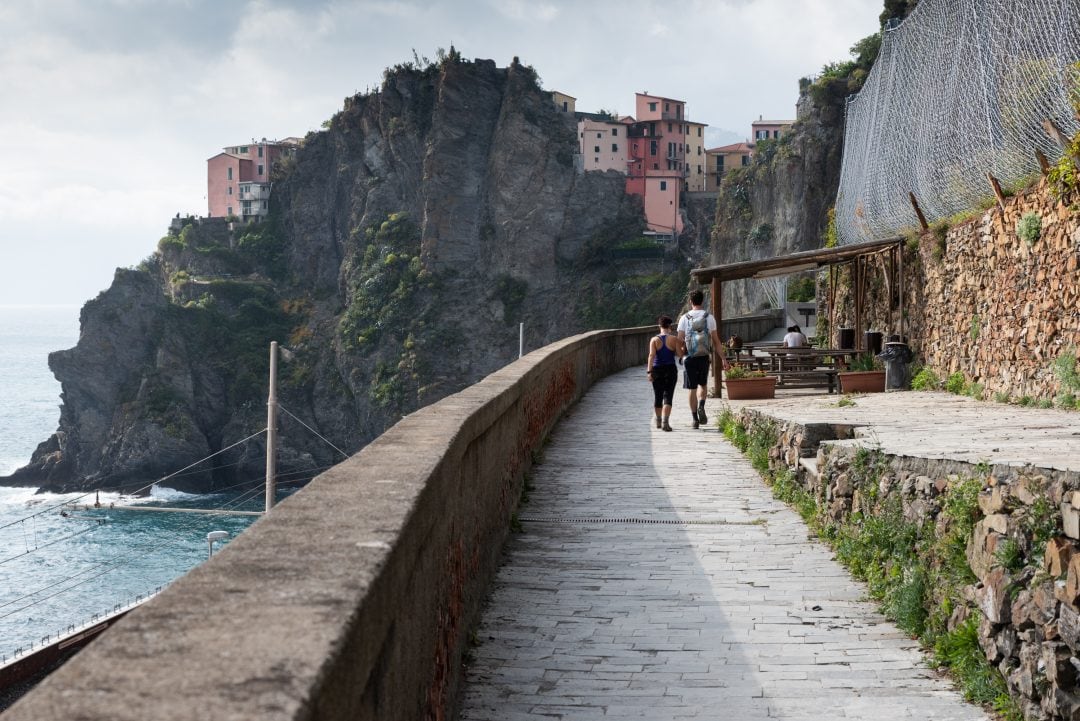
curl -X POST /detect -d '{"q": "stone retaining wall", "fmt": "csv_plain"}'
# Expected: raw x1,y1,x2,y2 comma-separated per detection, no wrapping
4,327,652,721
731,406,1080,721
833,179,1080,401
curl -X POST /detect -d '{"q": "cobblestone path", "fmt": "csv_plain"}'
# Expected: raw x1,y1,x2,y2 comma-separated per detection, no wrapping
458,369,990,720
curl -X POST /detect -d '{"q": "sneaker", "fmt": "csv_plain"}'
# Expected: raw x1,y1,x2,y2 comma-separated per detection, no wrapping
697,407,708,425
655,416,662,429
662,419,672,432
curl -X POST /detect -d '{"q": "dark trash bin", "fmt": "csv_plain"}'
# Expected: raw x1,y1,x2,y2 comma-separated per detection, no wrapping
877,342,914,390
865,331,883,356
838,327,855,350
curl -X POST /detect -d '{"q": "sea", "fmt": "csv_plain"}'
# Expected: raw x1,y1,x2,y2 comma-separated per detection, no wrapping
0,306,262,662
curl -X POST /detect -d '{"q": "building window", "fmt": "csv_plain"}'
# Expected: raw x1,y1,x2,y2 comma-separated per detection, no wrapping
227,206,233,216
653,163,659,169
649,102,657,111
697,146,702,155
697,165,702,174
650,140,657,156
774,130,780,138
257,164,264,175
227,167,233,180
664,103,669,112
741,155,750,166
612,144,618,152
227,186,233,195
594,146,600,153
597,132,602,138
650,122,656,135
698,127,702,137
660,181,667,190
667,123,672,132
240,146,248,153
262,201,268,209
258,146,264,158
611,128,618,136
562,102,568,111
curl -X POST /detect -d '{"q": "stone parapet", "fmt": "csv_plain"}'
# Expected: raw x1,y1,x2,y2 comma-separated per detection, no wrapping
4,327,652,721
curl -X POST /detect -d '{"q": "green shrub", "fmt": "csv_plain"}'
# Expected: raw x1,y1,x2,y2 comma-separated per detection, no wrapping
969,314,980,341
966,382,984,400
1018,395,1034,407
994,391,1010,404
944,372,966,394
1053,347,1080,393
1056,392,1078,410
1016,212,1042,245
911,368,940,390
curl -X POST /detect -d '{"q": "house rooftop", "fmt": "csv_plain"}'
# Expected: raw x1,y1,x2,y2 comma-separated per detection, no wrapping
706,142,755,153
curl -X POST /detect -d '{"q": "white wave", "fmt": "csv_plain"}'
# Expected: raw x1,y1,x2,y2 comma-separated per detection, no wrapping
140,484,205,504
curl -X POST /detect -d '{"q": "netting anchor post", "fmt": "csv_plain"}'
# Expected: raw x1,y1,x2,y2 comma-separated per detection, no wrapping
908,192,929,231
1035,149,1052,176
986,173,1006,211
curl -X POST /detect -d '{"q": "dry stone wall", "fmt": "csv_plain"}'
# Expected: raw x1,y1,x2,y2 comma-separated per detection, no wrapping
834,180,1080,402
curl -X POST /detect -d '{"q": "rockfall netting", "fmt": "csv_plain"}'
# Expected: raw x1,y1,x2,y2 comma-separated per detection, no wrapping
836,0,1080,245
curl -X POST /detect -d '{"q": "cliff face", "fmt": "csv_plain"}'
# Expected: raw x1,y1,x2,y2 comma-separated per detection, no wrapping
709,78,850,315
5,57,671,493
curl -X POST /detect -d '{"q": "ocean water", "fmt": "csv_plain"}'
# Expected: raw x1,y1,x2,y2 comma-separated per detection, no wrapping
0,306,263,661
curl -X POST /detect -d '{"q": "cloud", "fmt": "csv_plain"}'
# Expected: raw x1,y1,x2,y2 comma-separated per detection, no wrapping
0,0,885,304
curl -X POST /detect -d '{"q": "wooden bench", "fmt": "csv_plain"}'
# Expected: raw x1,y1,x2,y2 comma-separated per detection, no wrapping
769,368,840,393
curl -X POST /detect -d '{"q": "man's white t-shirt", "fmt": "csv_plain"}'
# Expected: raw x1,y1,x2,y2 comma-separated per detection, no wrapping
677,309,716,335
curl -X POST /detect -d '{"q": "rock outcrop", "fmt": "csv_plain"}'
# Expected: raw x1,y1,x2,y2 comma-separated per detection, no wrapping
3,56,679,493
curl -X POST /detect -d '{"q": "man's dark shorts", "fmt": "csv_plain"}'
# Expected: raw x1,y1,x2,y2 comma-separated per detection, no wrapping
683,356,710,388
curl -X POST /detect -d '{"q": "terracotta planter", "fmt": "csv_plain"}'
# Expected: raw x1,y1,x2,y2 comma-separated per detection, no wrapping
839,370,886,394
725,376,777,400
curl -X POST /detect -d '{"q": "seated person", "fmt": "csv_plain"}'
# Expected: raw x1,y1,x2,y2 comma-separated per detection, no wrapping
783,324,809,348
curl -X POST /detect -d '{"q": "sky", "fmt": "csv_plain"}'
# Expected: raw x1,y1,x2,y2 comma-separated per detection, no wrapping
0,0,883,307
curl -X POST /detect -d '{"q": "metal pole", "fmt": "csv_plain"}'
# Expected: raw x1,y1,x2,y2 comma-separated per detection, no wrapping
519,323,524,358
265,341,278,512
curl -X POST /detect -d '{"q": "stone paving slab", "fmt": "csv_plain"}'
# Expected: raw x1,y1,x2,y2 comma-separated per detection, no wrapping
458,369,990,720
724,388,1080,473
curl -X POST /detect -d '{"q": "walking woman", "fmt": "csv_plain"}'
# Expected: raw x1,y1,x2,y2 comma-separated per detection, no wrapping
646,315,681,431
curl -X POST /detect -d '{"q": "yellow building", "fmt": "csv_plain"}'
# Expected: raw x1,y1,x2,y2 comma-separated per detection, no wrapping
683,121,708,192
551,91,576,115
704,142,754,192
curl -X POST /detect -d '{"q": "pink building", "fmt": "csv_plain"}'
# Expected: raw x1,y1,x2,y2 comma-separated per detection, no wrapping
625,93,688,235
751,116,794,141
206,138,299,220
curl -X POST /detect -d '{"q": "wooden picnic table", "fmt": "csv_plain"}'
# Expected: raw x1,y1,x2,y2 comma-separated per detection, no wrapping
753,347,861,393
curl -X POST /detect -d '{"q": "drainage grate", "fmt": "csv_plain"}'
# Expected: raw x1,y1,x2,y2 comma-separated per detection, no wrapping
517,516,757,526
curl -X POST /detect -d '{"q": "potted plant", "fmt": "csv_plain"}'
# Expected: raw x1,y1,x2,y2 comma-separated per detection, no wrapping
839,353,886,394
724,364,777,400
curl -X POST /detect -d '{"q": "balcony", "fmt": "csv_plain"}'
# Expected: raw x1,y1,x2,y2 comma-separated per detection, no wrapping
237,185,270,201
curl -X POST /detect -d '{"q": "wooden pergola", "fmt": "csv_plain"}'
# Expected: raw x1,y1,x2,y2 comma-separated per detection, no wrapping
690,237,905,395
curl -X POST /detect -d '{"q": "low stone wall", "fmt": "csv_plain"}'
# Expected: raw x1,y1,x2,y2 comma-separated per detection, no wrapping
5,327,652,721
721,310,783,344
728,406,1080,721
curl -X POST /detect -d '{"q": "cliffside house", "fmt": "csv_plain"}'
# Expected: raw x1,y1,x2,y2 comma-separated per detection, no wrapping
206,138,300,220
704,142,755,192
684,121,708,192
577,113,629,174
551,90,576,115
624,93,698,236
751,115,794,141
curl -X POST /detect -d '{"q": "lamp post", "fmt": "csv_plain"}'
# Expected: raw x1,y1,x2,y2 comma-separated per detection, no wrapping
207,530,229,559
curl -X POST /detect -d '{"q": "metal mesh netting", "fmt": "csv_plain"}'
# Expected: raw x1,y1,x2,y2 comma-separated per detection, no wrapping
836,0,1080,245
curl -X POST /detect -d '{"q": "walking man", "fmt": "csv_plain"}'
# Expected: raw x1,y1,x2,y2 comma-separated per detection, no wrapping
677,289,726,429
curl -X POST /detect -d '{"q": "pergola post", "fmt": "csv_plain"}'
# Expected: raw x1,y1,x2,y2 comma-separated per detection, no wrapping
711,277,722,398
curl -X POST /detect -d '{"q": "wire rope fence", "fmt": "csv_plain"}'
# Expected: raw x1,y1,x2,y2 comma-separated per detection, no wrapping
836,0,1080,245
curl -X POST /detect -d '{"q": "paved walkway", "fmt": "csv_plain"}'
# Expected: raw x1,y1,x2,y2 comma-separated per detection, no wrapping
459,369,990,720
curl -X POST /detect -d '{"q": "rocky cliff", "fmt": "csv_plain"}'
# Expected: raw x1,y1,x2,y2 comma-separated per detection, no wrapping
708,76,851,316
4,56,687,493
